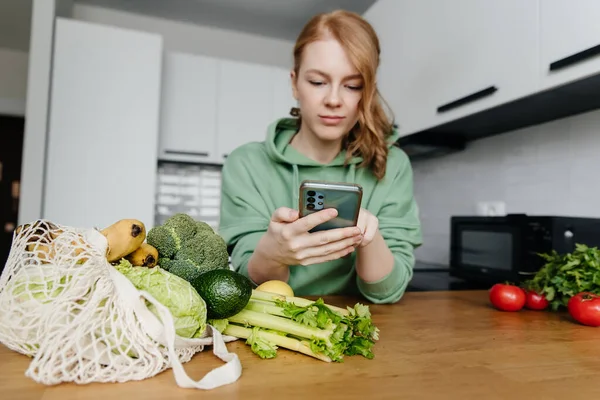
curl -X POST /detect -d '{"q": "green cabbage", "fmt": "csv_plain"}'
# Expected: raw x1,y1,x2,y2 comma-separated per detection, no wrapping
114,259,207,338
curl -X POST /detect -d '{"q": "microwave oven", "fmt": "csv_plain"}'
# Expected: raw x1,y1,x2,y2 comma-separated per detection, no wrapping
449,214,600,285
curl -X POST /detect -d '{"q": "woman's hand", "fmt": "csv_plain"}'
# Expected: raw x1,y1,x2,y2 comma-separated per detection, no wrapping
248,206,364,284
354,208,394,283
356,208,379,248
263,207,363,266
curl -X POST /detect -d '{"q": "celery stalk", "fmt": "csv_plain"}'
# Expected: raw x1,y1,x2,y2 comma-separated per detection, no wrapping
224,324,332,362
251,290,349,316
245,299,288,317
228,309,332,341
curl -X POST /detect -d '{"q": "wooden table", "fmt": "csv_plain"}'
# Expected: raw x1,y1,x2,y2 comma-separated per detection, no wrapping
2,290,600,399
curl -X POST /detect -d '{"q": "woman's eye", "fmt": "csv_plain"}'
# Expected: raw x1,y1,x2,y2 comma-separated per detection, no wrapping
347,85,363,91
309,81,324,86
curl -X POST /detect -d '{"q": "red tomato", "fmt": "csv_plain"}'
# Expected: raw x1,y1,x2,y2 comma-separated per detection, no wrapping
568,292,600,327
489,283,526,312
524,290,549,310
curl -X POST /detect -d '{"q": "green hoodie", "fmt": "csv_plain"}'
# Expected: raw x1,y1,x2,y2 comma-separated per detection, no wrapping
218,118,422,304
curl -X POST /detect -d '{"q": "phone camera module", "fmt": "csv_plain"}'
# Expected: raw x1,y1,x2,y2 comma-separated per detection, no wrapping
305,190,325,211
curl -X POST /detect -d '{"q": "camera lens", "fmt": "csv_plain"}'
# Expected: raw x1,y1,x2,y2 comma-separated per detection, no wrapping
318,202,323,205
307,197,315,203
318,195,324,199
307,190,316,196
307,204,315,210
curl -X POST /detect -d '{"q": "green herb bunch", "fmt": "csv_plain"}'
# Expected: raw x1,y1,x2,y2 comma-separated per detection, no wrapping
525,244,600,311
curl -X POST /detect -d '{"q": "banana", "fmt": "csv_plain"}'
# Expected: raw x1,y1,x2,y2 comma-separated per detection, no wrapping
125,243,159,267
29,242,56,263
17,221,62,263
101,219,146,262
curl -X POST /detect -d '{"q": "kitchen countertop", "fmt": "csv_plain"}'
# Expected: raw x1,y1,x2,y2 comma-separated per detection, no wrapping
2,290,600,399
408,262,493,291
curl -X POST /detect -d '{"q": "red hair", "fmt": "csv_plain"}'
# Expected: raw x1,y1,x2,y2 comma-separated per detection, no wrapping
292,10,394,180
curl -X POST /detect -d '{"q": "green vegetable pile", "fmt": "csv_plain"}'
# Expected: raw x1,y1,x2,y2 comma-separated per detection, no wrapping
146,213,230,282
209,290,380,363
114,258,207,338
525,244,600,311
118,213,380,363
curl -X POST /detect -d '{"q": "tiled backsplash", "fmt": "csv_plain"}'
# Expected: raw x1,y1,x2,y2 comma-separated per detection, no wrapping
155,162,222,229
411,108,600,266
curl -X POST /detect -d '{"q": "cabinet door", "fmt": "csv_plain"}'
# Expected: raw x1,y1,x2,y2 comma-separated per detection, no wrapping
216,60,274,162
364,0,539,136
540,0,600,90
271,66,294,122
44,18,162,230
159,52,219,163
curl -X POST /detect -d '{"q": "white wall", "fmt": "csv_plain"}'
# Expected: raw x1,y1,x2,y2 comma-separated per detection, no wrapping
19,0,72,225
0,48,28,116
73,4,294,69
411,108,600,266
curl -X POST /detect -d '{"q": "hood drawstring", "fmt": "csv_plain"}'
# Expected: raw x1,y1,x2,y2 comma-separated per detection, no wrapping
292,164,300,206
349,163,356,183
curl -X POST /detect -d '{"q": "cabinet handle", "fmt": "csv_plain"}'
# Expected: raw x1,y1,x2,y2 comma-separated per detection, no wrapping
164,150,209,157
437,86,498,113
549,43,600,71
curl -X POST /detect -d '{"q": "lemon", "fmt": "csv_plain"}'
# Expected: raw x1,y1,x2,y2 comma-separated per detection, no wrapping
255,280,294,297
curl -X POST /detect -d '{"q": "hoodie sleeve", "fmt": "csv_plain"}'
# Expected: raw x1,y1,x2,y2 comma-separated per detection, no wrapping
217,146,272,283
356,148,423,304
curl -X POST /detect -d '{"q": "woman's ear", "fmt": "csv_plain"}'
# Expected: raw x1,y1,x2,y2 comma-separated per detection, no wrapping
290,70,299,100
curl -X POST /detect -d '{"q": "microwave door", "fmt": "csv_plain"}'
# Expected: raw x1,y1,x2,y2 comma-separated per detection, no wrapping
460,230,513,271
451,224,522,283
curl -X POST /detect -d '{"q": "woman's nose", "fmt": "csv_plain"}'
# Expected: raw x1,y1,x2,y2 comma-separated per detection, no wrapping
324,88,342,108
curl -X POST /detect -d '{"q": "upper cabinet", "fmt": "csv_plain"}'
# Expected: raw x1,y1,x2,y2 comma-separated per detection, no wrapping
159,52,219,164
364,0,539,137
216,60,278,161
540,0,600,91
271,67,294,125
158,54,294,165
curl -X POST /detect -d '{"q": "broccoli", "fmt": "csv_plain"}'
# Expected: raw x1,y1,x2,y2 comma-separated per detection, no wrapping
174,232,230,273
168,259,203,282
164,213,198,243
147,214,230,284
146,225,180,258
195,220,214,235
158,257,173,271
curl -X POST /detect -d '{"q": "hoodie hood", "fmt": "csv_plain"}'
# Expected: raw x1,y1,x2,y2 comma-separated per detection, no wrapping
264,117,401,200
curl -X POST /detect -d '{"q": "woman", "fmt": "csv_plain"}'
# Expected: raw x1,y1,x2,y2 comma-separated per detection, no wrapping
218,10,422,304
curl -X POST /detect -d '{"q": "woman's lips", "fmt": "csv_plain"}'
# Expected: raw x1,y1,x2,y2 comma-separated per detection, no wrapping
319,115,345,125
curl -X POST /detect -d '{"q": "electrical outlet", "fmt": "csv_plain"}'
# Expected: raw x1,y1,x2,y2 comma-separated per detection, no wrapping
476,201,506,216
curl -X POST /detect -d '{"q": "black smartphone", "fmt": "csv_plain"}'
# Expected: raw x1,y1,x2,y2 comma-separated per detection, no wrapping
298,180,363,232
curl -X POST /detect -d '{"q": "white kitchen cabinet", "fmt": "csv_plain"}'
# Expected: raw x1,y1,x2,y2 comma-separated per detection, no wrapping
364,0,539,136
44,18,163,230
540,0,600,91
216,60,276,161
158,52,219,163
157,56,294,165
271,66,294,122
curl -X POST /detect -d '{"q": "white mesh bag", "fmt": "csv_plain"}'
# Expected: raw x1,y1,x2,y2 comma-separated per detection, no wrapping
0,219,242,389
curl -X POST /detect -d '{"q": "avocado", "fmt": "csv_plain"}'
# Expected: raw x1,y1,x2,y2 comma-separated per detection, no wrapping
191,269,252,319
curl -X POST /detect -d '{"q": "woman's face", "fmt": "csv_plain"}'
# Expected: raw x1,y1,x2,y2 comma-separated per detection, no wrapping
291,36,363,143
